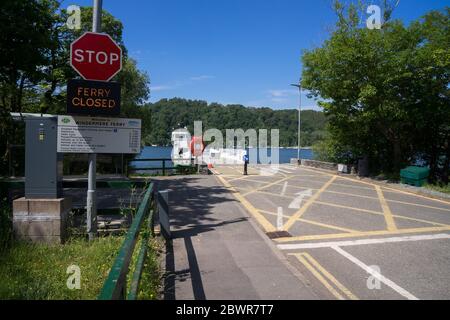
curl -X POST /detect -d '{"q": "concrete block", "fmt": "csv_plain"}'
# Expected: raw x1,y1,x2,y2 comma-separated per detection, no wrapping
12,197,72,244
13,220,30,236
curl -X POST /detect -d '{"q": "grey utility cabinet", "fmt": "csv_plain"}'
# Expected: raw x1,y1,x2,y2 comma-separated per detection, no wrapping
25,117,63,199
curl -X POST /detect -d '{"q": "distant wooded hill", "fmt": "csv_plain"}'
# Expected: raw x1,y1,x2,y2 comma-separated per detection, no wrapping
139,98,327,147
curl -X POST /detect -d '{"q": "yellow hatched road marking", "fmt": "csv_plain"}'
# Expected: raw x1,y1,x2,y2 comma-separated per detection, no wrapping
289,176,376,191
268,176,450,213
283,176,337,231
242,187,449,227
329,181,376,192
237,188,302,201
276,226,450,243
319,188,450,213
300,166,450,206
290,253,358,300
233,178,273,186
382,185,450,206
233,182,449,229
313,201,450,227
260,210,358,233
216,175,276,232
375,185,398,231
228,175,256,183
242,175,296,196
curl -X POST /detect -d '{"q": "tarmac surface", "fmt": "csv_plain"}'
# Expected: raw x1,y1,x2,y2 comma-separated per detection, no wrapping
155,175,318,300
156,164,450,300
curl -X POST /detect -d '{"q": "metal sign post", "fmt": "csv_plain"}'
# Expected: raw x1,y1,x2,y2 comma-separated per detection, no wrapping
87,0,102,241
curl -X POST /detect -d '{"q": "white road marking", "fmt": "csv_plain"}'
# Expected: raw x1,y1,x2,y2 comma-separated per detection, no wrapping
278,167,295,174
281,181,288,196
288,189,313,209
332,246,419,300
259,166,280,176
277,207,284,231
277,233,450,250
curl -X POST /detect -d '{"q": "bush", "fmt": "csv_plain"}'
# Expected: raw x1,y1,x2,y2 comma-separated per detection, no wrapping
312,136,355,165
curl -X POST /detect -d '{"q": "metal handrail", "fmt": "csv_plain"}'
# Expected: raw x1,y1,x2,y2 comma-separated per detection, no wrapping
98,182,155,300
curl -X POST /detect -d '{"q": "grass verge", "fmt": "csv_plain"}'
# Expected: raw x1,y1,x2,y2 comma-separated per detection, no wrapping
424,183,450,195
0,235,161,300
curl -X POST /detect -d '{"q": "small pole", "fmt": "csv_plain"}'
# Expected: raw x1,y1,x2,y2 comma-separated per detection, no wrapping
197,157,200,174
298,81,301,161
87,0,102,241
291,79,302,164
87,155,97,240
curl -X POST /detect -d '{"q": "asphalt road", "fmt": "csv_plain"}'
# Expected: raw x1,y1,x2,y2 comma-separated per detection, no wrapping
154,175,318,300
210,164,450,300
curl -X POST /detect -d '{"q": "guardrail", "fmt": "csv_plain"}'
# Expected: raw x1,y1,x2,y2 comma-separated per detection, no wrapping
128,158,176,176
98,182,156,300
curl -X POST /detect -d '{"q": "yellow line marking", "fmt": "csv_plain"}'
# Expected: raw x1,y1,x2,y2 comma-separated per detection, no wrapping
217,175,243,178
242,175,296,196
387,199,450,212
292,254,344,300
300,166,450,206
382,186,450,206
232,178,274,185
283,176,337,231
290,253,358,300
260,210,358,233
234,184,450,228
288,176,376,191
238,188,301,201
227,175,256,183
275,175,450,213
313,201,450,227
302,253,359,300
329,181,377,192
289,174,326,178
276,226,450,243
375,185,398,231
216,175,276,232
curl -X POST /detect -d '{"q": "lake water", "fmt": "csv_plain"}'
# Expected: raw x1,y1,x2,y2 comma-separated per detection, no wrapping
132,146,314,170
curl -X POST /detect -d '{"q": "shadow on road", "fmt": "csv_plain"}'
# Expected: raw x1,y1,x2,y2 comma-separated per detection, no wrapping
157,175,247,300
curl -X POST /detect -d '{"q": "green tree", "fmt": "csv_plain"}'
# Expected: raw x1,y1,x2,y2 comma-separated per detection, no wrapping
0,1,150,176
142,98,327,147
302,3,449,180
0,0,57,114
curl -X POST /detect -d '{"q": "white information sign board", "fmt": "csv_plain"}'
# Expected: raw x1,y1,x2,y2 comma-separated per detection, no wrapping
57,116,141,154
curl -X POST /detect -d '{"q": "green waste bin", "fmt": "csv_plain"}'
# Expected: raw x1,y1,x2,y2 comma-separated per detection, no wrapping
400,166,430,187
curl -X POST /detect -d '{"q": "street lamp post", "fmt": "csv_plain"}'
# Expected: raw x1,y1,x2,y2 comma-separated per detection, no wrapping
291,79,302,162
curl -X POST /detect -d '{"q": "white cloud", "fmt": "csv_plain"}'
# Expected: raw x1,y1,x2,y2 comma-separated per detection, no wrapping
151,85,173,92
271,97,288,103
190,75,215,81
267,89,296,98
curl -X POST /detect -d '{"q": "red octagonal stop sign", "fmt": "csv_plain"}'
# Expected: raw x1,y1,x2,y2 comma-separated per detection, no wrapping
70,32,122,82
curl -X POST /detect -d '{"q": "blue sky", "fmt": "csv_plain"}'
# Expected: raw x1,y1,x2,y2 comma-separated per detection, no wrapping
64,0,448,110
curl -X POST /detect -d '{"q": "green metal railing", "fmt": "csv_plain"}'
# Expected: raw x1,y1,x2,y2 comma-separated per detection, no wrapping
98,182,156,300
